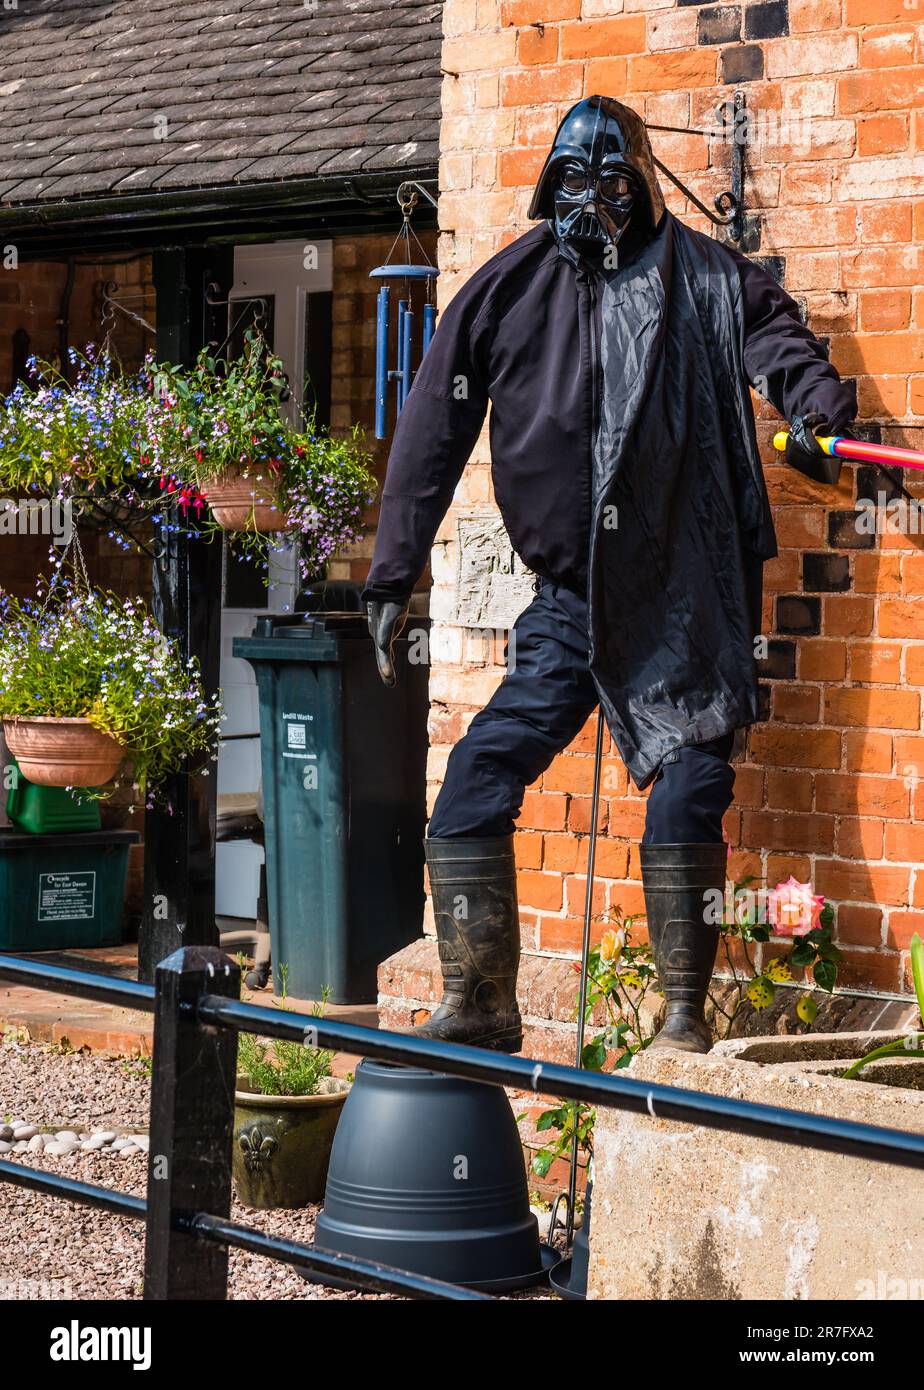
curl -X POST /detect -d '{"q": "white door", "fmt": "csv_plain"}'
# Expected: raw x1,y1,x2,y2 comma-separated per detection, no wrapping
216,239,333,920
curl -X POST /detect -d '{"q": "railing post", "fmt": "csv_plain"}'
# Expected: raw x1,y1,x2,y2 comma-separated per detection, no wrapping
144,945,240,1300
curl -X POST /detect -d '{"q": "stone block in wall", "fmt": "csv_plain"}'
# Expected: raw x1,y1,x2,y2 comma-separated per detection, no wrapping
453,510,535,630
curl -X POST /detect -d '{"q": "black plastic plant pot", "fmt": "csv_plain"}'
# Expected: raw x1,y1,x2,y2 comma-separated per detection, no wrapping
314,1060,551,1292
549,1177,592,1301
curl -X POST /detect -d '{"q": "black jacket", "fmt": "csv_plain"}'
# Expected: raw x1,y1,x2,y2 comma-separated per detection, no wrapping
364,216,856,787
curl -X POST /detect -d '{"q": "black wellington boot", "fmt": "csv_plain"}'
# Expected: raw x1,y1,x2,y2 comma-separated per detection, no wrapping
411,836,523,1053
640,843,727,1054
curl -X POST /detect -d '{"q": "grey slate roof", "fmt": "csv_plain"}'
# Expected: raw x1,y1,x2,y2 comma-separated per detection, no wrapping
0,0,442,206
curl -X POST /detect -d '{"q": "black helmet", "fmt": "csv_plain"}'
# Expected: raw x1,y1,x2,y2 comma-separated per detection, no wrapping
529,96,665,257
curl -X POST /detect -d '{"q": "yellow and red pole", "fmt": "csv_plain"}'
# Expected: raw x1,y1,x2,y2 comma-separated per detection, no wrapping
773,430,924,472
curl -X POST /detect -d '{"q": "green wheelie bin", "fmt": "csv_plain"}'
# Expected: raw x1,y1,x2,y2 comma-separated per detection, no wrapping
234,611,429,1003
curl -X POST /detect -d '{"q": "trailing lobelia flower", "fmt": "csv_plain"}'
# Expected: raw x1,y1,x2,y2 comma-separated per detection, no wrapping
0,347,167,497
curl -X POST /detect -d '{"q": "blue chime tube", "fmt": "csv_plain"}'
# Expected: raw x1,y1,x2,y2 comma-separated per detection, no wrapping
374,284,390,440
400,302,414,412
422,302,436,355
396,298,407,412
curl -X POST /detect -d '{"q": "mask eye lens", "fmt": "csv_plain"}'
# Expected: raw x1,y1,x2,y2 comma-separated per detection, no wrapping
558,163,588,195
599,174,633,204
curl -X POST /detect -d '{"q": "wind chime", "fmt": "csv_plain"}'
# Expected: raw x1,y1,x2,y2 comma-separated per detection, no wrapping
370,182,439,440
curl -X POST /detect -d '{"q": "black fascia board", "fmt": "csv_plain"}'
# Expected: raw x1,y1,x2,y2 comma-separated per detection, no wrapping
0,166,439,258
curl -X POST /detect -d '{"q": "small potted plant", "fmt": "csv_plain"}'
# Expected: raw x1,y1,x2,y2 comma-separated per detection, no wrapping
233,977,350,1210
0,581,221,803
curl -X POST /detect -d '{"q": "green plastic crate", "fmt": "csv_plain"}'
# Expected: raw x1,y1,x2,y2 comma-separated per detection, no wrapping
0,828,139,951
6,762,101,834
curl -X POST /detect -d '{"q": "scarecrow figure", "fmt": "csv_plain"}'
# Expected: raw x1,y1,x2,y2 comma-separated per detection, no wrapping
363,97,856,1054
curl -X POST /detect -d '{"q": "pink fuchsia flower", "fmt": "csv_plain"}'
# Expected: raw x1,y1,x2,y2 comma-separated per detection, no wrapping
768,876,824,938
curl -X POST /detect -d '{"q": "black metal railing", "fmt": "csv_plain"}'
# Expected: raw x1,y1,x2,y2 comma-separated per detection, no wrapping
1,947,923,1301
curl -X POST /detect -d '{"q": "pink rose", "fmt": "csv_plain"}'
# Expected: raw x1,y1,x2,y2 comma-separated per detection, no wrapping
768,876,824,938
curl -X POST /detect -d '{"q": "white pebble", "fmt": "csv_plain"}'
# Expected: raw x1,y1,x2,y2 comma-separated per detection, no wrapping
81,1135,108,1152
27,1135,45,1153
8,1118,26,1129
129,1136,149,1152
12,1140,28,1153
43,1142,68,1157
0,1140,11,1154
110,1137,133,1150
13,1125,37,1141
91,1131,117,1144
54,1131,79,1144
119,1145,141,1160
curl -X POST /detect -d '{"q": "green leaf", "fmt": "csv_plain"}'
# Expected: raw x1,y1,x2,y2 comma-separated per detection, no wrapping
911,934,924,1020
796,992,818,1025
613,1049,634,1069
603,1021,630,1048
813,958,837,993
535,1110,561,1133
747,977,775,1010
581,1038,607,1071
789,942,816,967
842,1037,911,1081
531,1150,554,1179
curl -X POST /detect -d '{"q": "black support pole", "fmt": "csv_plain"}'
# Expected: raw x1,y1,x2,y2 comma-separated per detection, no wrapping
144,945,240,1300
140,245,233,980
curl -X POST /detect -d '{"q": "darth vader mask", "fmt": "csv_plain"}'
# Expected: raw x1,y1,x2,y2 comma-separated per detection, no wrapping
529,96,666,266
551,158,638,257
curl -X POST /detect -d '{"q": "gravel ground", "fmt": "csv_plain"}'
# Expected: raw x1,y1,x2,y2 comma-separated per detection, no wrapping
0,1037,554,1302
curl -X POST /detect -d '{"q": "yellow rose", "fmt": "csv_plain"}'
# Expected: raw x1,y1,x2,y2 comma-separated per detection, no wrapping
599,927,625,965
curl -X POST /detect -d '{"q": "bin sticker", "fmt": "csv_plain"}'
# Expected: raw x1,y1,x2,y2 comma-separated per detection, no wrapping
37,871,97,922
281,711,316,761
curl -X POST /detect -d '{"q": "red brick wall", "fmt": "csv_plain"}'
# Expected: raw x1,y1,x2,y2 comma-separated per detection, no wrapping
429,0,924,995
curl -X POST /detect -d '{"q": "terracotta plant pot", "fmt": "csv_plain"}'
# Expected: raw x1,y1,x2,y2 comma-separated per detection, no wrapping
3,716,124,788
232,1075,350,1209
202,468,285,532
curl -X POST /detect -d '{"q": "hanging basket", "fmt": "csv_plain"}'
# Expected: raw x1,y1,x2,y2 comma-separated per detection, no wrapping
202,467,286,533
3,717,125,789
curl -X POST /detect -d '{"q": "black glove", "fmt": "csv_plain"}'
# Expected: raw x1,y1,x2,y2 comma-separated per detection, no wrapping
785,413,842,486
366,598,410,687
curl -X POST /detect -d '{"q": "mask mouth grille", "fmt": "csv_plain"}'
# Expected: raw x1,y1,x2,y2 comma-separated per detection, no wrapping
567,209,607,243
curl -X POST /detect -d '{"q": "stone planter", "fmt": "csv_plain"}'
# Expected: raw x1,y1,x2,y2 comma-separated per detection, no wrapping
589,1032,924,1301
202,468,285,532
3,716,124,788
232,1075,350,1210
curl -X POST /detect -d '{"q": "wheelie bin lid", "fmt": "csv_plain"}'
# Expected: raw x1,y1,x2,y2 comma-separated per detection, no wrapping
233,611,428,663
263,613,370,640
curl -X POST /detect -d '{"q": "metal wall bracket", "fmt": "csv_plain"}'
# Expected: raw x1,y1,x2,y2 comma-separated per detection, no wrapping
647,90,755,250
100,280,156,337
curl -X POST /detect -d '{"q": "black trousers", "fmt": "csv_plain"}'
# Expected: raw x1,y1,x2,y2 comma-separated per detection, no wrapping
428,581,736,842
